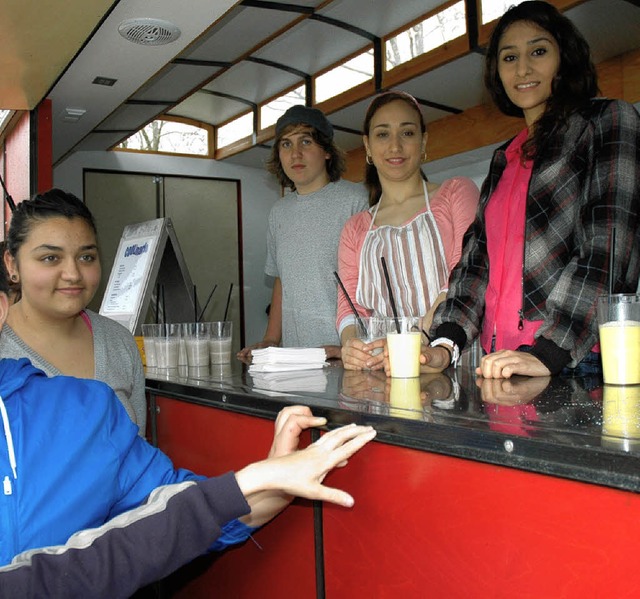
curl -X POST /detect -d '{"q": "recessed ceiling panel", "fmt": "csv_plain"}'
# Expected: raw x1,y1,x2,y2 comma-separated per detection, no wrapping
132,63,223,102
399,53,486,113
168,90,249,125
319,0,443,38
566,0,640,64
203,62,302,107
183,5,303,63
253,19,370,75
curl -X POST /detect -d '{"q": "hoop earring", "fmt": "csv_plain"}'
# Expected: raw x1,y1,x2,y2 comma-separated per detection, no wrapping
421,148,427,162
366,154,374,166
10,274,18,283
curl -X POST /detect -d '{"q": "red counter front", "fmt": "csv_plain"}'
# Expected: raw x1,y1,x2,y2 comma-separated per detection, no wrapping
150,389,640,598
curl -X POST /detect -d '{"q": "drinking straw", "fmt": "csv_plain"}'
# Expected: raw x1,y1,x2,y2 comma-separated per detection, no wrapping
380,256,400,334
223,283,233,321
155,283,160,324
160,284,166,324
609,226,616,296
333,271,365,336
193,284,198,322
198,283,218,322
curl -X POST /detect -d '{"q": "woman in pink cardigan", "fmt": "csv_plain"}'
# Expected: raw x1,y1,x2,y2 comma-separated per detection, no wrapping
337,91,479,371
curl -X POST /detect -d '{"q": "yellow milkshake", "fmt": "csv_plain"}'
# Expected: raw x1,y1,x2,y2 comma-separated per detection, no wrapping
598,320,640,385
386,331,421,378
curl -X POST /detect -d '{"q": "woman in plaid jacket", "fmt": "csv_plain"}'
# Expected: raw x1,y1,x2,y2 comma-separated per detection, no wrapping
422,1,639,378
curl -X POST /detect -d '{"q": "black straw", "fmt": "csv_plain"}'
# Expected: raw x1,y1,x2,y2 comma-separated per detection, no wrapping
223,283,233,321
609,227,616,296
193,285,198,322
160,285,166,324
333,271,365,336
381,256,400,334
198,283,217,322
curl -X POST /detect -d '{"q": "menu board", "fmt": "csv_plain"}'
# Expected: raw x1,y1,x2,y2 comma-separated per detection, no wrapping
99,218,196,334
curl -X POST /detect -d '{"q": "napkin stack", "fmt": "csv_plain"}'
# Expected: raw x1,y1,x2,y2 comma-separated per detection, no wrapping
248,347,327,373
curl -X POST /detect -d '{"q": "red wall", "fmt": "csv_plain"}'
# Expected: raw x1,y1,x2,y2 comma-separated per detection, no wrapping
2,100,53,235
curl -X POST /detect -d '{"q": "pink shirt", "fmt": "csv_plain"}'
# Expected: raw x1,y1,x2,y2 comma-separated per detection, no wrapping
480,129,543,353
337,176,479,333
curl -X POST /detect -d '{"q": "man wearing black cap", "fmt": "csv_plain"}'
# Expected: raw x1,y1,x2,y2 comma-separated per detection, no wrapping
239,105,367,358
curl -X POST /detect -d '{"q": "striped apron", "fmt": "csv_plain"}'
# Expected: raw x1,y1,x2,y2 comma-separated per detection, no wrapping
356,180,448,318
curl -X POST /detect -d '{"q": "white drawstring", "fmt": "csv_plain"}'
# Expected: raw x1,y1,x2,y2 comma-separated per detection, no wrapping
0,394,17,480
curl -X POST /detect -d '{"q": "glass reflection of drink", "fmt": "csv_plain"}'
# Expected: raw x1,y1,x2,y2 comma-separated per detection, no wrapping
602,384,640,452
389,377,422,420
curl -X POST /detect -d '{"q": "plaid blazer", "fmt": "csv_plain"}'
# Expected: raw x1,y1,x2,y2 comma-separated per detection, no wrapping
433,98,640,372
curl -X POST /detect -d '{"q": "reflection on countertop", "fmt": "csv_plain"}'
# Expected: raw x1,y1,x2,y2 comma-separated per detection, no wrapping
146,360,640,491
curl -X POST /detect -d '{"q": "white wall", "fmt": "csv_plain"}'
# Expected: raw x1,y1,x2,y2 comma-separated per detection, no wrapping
54,151,280,346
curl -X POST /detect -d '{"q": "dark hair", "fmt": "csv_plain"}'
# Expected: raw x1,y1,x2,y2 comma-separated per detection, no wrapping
6,188,97,260
484,0,598,159
363,91,428,206
266,123,346,191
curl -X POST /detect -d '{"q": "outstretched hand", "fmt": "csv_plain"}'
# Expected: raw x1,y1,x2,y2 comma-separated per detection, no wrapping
242,423,376,507
236,406,376,526
268,405,327,458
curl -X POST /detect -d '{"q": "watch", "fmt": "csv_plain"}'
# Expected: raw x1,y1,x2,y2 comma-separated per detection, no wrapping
430,337,460,368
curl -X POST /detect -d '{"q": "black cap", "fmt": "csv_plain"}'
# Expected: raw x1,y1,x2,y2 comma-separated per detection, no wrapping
275,105,334,139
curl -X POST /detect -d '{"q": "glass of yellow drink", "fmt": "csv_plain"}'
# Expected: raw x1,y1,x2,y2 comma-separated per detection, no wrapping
597,294,640,385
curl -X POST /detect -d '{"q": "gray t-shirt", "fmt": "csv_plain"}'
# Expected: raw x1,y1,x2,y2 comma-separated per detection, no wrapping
265,179,368,347
0,309,147,433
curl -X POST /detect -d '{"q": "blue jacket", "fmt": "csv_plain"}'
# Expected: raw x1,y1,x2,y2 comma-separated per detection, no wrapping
0,358,203,566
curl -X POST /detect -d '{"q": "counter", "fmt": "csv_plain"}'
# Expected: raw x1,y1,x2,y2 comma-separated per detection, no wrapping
146,362,640,598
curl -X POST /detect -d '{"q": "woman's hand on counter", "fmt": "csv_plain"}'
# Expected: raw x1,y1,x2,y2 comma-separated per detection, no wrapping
476,350,551,379
341,338,386,371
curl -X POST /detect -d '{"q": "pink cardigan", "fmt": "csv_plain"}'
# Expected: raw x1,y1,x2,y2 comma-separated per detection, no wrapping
336,176,479,333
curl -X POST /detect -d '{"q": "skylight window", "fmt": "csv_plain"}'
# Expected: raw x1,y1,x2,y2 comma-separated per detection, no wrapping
385,1,466,71
481,0,526,24
314,50,374,104
217,112,253,149
260,86,306,130
116,118,210,156
0,110,14,135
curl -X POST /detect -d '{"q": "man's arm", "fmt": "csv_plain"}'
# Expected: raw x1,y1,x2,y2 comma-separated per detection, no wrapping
0,408,376,598
0,475,249,599
238,277,282,359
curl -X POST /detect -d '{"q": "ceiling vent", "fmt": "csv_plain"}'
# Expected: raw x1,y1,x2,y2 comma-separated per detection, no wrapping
118,18,181,46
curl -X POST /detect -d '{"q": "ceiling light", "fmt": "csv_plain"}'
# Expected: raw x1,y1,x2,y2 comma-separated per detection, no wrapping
118,18,181,46
62,108,87,122
93,76,117,87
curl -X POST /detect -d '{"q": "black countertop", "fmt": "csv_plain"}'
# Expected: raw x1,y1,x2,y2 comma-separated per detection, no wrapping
146,361,640,493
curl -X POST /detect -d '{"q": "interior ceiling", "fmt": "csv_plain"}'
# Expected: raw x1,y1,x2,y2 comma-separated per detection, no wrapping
1,0,639,171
